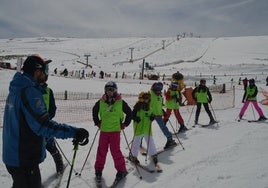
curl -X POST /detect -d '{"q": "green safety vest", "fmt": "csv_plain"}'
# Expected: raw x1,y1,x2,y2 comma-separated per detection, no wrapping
246,86,257,101
42,86,51,110
165,90,179,109
149,90,163,116
133,109,153,136
195,88,208,103
99,99,124,132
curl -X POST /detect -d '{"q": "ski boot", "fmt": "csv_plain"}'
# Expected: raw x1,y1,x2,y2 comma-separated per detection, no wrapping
52,151,64,175
164,137,176,149
95,170,102,184
152,154,158,165
178,124,188,133
128,154,140,164
115,171,128,181
258,116,267,121
209,119,217,125
238,114,243,121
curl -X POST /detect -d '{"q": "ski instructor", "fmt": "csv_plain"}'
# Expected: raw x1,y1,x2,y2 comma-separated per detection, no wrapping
2,55,89,188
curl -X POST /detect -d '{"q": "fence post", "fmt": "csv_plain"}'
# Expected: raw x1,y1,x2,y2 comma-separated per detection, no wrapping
232,86,235,108
65,90,68,100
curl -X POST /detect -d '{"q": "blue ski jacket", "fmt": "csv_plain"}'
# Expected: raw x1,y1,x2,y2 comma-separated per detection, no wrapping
2,72,77,167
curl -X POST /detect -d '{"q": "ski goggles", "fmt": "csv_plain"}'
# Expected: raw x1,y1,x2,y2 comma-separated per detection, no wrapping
105,87,115,92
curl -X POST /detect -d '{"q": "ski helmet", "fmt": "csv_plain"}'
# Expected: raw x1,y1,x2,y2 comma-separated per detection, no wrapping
151,82,163,92
200,79,206,84
249,78,255,84
104,81,117,93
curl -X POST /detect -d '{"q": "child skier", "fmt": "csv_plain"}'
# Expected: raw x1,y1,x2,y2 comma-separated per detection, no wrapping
149,82,176,149
238,78,267,121
92,81,132,184
192,79,217,125
129,92,158,166
163,82,188,133
40,64,64,175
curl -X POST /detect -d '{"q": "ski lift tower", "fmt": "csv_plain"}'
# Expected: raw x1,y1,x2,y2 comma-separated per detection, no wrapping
129,47,134,63
84,53,91,68
162,40,166,49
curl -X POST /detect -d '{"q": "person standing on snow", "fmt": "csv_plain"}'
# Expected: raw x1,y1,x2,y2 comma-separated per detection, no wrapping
238,78,267,121
192,79,217,125
149,82,176,149
242,77,248,90
163,82,188,133
39,63,64,175
2,55,89,188
92,81,132,183
129,92,158,165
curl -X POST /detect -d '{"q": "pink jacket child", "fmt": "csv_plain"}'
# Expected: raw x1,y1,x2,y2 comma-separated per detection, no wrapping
239,79,267,121
92,81,132,183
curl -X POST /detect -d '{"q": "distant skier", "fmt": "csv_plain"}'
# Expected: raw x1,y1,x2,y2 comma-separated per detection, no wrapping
213,75,216,85
238,78,267,121
192,79,217,125
99,70,104,79
238,77,242,85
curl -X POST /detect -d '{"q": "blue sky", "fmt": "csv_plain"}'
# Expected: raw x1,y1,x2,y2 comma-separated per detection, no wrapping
0,0,267,39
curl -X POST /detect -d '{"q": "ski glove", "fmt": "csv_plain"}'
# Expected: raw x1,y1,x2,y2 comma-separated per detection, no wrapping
75,128,89,145
121,124,126,130
133,116,141,123
162,109,167,117
150,115,155,121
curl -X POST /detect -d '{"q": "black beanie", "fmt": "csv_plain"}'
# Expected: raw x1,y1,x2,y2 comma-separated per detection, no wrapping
22,55,51,76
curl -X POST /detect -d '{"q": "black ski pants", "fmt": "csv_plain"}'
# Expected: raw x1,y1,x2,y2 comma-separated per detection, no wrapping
195,102,214,122
6,164,42,188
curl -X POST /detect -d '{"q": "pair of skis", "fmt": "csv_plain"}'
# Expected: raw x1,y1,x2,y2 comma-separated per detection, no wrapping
125,156,163,173
129,142,181,173
139,142,178,157
238,118,267,123
193,121,218,128
95,167,134,188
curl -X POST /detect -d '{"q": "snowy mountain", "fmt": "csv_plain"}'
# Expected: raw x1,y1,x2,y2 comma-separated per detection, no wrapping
0,36,268,188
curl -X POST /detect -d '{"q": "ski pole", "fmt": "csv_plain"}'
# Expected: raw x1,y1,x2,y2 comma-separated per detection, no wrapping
122,129,142,180
66,140,79,188
168,119,185,150
145,123,152,164
55,139,79,175
175,118,179,132
76,128,99,176
186,105,195,125
209,103,218,125
250,102,256,120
